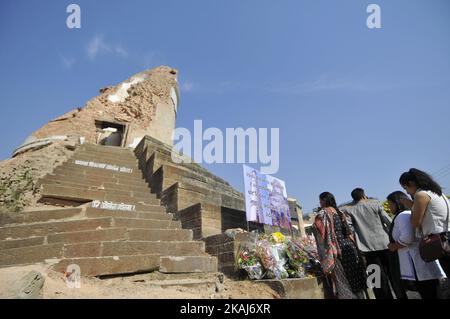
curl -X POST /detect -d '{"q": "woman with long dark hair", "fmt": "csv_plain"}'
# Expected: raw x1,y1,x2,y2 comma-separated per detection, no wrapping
386,191,445,299
312,192,367,299
399,168,450,277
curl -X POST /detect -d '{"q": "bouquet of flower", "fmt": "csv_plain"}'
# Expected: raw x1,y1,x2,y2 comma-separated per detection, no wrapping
269,232,286,245
236,245,265,280
285,239,309,278
294,236,322,277
256,239,288,279
299,236,319,260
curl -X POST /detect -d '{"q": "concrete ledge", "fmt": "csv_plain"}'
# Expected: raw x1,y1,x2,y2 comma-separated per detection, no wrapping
259,277,324,299
159,256,218,273
53,255,160,277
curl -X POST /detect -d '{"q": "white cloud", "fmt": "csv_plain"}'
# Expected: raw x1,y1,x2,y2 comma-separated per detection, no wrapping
61,55,76,70
268,74,400,95
86,35,110,60
86,35,128,60
175,79,252,95
142,51,165,68
181,81,195,93
115,45,128,58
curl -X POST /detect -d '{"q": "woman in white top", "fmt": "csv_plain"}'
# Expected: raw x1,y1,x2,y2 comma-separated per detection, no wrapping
387,191,446,299
399,168,450,279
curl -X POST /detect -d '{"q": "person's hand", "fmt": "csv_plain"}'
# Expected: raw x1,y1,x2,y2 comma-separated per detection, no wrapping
400,197,414,209
388,242,399,252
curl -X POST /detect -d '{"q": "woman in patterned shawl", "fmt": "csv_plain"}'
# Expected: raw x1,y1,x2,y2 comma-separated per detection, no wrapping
313,192,367,299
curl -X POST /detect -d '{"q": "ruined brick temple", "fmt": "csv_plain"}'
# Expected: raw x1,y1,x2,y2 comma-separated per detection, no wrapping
0,66,322,299
0,66,253,277
14,66,180,155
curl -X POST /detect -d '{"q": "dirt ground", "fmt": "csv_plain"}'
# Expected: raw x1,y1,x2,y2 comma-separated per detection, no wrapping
0,264,280,299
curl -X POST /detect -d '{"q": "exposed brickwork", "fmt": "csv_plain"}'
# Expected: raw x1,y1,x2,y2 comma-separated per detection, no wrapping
31,66,179,147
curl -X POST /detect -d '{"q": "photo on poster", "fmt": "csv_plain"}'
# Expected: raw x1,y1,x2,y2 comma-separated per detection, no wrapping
266,175,291,229
243,165,291,229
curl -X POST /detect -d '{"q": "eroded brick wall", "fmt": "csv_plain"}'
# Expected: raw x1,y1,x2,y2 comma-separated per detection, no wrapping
29,66,179,148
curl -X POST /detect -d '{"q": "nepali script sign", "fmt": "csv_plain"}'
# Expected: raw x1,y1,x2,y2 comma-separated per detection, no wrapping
91,200,136,211
243,165,291,229
74,160,133,173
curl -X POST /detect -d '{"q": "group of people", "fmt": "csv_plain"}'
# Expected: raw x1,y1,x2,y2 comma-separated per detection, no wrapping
312,168,450,299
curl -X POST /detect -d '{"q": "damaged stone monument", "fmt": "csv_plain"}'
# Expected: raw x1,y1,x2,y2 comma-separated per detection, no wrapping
0,66,219,276
0,65,321,298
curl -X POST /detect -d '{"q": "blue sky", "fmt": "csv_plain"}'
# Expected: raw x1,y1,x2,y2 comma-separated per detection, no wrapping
1,0,449,214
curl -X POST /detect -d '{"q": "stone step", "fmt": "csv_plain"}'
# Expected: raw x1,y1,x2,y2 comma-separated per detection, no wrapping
78,144,135,155
76,144,137,154
0,241,206,267
152,162,243,198
0,217,178,240
67,160,141,175
0,237,45,250
0,208,83,226
51,166,146,184
39,179,155,201
0,207,168,227
0,227,191,250
134,202,170,212
96,241,206,258
112,217,181,230
38,176,152,195
87,205,167,215
0,243,65,266
85,207,171,221
163,181,244,213
159,164,242,201
128,228,193,242
149,150,237,190
0,218,113,240
159,256,218,273
79,143,134,150
40,184,156,204
73,146,137,155
76,146,136,156
52,254,161,277
69,155,139,167
136,137,242,195
46,227,128,244
40,184,159,205
162,164,209,185
161,182,216,213
57,162,144,178
42,172,150,189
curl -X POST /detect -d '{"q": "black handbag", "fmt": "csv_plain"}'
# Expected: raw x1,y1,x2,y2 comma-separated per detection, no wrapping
419,195,450,262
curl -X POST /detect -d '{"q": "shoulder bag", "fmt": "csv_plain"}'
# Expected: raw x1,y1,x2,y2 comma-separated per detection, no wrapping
419,195,450,262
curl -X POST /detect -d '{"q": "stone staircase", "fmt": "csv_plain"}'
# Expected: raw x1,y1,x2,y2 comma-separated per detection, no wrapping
134,136,247,239
0,143,217,277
